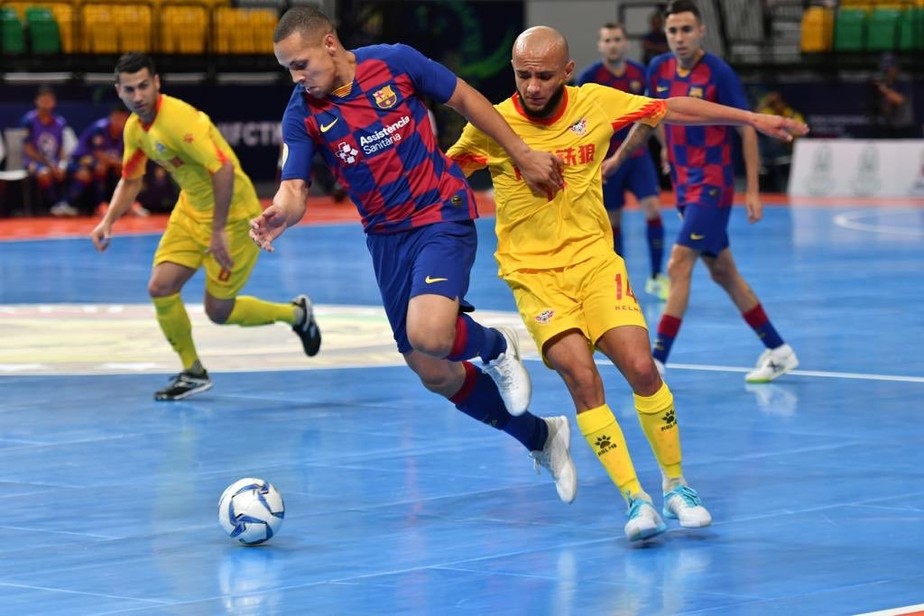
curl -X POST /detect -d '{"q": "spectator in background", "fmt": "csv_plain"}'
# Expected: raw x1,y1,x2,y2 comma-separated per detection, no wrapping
66,104,148,217
870,53,915,139
755,90,804,192
641,8,669,65
20,85,73,216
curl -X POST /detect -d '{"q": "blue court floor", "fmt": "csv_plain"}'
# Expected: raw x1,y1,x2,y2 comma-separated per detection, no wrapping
0,202,922,615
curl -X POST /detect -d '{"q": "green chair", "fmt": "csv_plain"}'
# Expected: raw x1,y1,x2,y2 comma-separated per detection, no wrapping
26,8,61,54
834,8,867,52
897,7,924,51
866,7,901,51
1,7,26,55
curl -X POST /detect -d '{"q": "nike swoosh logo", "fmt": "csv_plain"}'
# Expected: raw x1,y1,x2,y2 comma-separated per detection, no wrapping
320,118,338,133
690,233,705,240
656,86,668,93
425,276,448,284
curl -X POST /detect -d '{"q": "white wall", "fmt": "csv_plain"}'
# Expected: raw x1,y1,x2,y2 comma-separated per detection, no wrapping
525,0,655,74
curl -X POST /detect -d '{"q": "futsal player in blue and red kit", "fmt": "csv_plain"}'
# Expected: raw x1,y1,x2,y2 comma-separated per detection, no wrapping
250,6,578,502
615,0,800,383
576,22,669,300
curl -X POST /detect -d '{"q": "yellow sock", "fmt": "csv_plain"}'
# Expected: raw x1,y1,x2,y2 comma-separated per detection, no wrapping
225,296,297,327
576,404,643,502
152,293,199,371
635,382,684,482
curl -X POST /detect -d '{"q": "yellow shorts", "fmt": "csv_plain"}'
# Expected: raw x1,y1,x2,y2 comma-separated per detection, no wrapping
505,253,648,363
153,208,260,300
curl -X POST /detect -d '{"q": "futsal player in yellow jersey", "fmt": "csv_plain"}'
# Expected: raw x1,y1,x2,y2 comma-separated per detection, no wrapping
90,52,322,401
448,26,806,541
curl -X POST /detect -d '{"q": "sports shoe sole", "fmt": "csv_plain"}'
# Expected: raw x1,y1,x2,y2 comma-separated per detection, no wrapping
154,380,214,401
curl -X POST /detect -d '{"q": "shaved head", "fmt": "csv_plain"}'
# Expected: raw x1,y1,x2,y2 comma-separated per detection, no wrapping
512,26,570,67
511,26,574,119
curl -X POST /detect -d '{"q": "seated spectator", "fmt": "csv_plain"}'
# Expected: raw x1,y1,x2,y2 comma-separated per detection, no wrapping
20,86,73,216
756,90,804,192
870,53,915,140
66,104,136,216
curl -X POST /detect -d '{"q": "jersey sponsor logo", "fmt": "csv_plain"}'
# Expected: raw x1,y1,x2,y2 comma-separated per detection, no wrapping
424,276,448,284
373,84,398,109
336,142,359,164
690,232,706,240
320,118,339,133
359,116,410,155
689,86,704,99
569,118,588,136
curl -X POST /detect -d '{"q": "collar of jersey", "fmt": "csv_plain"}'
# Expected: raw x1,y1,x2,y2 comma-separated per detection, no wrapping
140,94,164,131
512,87,569,126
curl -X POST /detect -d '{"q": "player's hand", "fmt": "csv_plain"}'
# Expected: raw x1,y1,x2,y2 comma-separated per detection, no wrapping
752,114,809,142
249,205,288,252
744,189,762,224
209,229,234,270
600,155,619,182
660,148,671,175
515,149,564,199
90,221,112,252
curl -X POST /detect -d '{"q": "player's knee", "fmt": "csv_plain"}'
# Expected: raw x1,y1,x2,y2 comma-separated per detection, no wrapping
625,357,662,394
559,362,603,404
407,327,453,358
204,300,232,324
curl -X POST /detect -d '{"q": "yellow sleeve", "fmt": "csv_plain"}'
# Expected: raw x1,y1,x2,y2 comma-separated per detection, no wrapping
589,84,668,133
167,107,228,174
121,118,148,181
446,122,490,177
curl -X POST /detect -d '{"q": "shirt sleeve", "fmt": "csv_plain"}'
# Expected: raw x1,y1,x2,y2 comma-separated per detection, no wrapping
446,121,490,176
390,43,458,104
173,110,227,174
121,120,148,180
591,84,667,132
713,59,749,111
279,99,316,183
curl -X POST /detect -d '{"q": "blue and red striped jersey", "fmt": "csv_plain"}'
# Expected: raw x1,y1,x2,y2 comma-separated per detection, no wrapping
647,52,749,207
280,43,477,234
575,59,649,158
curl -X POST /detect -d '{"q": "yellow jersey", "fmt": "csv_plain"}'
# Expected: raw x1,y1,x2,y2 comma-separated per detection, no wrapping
122,94,259,224
447,84,666,275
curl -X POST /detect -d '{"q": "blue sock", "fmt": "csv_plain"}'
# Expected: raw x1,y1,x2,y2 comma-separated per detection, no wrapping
450,362,548,451
445,313,506,362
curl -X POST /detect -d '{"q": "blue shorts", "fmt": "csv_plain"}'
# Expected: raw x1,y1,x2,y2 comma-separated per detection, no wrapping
602,154,660,210
366,220,477,353
676,203,732,257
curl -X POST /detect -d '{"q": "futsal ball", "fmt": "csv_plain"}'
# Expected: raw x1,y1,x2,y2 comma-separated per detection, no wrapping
218,478,285,545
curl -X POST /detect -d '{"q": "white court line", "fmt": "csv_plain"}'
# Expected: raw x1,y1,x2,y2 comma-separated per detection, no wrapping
854,603,924,616
833,210,924,237
594,360,924,384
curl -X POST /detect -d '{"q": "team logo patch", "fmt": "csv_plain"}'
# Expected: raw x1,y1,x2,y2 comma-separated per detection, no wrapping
372,84,398,109
336,142,358,164
154,142,166,154
630,79,642,93
183,133,194,143
689,86,704,99
569,118,587,136
535,309,554,325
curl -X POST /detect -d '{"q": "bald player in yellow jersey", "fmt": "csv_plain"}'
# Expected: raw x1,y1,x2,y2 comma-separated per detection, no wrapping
448,27,806,541
90,52,322,401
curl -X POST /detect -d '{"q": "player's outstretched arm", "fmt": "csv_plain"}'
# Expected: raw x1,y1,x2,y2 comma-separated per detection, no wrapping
445,78,563,198
603,123,654,180
90,176,143,252
249,179,308,253
664,97,809,141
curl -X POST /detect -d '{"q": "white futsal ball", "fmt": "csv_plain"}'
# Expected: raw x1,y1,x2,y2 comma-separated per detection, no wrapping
218,478,285,545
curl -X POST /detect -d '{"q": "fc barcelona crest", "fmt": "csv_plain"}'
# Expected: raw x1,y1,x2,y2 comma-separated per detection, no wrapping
689,86,704,99
373,85,397,109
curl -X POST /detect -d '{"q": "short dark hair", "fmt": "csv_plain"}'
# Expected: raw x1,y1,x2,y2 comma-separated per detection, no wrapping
274,5,334,44
665,0,702,21
36,85,55,97
114,52,157,80
601,21,627,35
